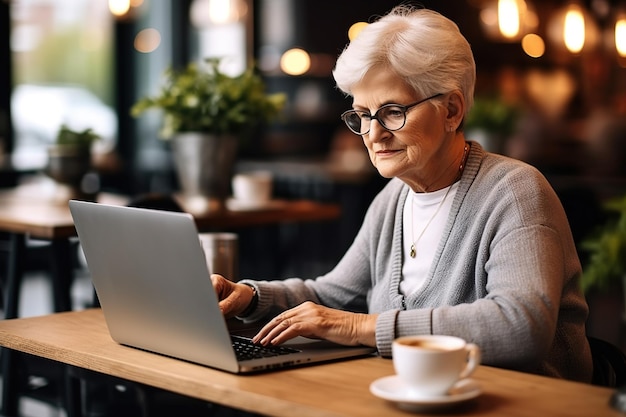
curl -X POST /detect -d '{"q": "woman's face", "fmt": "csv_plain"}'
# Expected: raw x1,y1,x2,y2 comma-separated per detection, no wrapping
351,67,456,192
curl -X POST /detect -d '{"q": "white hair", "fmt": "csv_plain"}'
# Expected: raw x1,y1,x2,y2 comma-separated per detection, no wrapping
333,6,476,116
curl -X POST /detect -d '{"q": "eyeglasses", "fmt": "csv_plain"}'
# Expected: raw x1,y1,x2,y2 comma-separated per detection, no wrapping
341,93,443,135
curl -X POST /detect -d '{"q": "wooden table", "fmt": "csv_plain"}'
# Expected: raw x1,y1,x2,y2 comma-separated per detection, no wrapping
0,309,621,417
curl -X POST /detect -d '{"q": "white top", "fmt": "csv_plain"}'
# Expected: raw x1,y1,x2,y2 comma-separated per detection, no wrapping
401,183,459,295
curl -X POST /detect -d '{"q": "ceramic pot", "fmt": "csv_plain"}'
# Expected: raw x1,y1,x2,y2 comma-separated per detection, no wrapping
171,132,238,209
46,144,91,188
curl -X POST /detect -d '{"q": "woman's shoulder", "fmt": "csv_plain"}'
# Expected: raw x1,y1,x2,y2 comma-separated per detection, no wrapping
476,147,548,187
470,149,563,218
479,145,539,169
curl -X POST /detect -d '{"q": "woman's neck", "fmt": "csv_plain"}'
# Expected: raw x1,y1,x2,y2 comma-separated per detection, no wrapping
414,139,470,193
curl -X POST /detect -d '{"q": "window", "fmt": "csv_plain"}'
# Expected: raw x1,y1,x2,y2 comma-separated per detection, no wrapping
10,0,115,170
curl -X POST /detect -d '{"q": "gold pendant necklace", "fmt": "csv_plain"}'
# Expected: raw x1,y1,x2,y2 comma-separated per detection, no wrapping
409,142,469,259
409,185,453,258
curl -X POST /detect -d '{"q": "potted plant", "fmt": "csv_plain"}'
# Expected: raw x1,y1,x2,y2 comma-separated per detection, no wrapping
131,58,286,208
579,194,626,315
46,124,99,191
465,95,519,153
580,196,626,326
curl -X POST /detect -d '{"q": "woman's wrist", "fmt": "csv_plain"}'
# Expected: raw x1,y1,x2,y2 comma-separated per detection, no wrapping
238,283,258,318
356,313,378,347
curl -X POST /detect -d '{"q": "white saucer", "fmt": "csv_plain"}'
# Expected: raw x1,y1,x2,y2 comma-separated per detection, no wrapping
369,375,481,412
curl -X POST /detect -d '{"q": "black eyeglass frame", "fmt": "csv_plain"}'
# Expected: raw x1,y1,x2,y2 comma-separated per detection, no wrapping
340,93,444,135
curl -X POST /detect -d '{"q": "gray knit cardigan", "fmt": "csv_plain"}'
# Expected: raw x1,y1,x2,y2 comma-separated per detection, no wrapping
241,142,593,383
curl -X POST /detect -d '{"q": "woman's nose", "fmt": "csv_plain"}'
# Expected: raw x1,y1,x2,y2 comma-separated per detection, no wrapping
367,119,390,141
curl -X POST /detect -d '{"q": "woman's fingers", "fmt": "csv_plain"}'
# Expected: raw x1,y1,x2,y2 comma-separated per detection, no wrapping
253,302,361,346
211,274,250,318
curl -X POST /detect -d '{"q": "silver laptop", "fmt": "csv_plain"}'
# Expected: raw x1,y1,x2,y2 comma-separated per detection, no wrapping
69,200,375,373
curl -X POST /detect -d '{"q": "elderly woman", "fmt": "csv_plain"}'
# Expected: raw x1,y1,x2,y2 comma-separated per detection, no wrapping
212,6,592,382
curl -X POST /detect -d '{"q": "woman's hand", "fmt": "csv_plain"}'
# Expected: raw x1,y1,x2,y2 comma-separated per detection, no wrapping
252,301,378,347
210,274,255,318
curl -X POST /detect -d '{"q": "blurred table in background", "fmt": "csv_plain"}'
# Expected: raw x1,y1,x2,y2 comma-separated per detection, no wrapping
0,178,340,319
0,181,127,318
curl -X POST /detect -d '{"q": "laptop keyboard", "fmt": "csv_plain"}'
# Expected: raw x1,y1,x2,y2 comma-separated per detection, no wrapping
231,335,301,361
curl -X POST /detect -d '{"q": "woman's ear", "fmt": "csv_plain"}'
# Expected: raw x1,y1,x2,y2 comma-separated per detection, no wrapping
445,91,465,132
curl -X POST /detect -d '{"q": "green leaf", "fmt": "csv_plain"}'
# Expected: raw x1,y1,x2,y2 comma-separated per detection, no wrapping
55,124,100,146
131,58,287,139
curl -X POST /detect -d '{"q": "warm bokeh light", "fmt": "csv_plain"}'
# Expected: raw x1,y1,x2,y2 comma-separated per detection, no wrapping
280,48,311,76
134,28,161,53
109,0,130,17
480,7,498,27
521,33,544,58
563,5,585,53
616,18,626,57
348,22,368,41
547,2,599,54
498,0,521,39
480,0,537,42
209,0,234,24
190,0,247,27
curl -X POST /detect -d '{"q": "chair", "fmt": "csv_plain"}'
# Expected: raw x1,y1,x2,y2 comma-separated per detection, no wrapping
588,336,626,387
1,233,81,417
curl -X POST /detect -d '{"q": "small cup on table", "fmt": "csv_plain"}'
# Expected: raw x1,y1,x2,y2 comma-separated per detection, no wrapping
392,335,480,398
232,171,273,206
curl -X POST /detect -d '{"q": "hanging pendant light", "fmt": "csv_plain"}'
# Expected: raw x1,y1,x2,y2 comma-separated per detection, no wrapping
498,0,522,38
548,1,600,54
479,0,538,42
190,0,247,28
564,4,586,52
109,0,144,20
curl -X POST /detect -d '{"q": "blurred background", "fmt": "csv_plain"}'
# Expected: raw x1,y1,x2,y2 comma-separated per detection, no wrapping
1,0,626,343
2,0,624,189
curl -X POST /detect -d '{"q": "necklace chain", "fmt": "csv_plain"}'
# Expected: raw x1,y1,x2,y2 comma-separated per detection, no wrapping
409,142,470,258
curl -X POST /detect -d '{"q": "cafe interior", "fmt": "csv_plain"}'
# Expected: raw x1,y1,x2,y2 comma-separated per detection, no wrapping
1,0,626,416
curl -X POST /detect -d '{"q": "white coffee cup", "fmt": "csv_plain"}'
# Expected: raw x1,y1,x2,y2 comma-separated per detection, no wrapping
232,171,273,205
392,335,480,398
